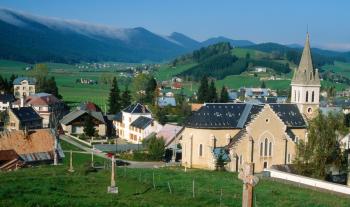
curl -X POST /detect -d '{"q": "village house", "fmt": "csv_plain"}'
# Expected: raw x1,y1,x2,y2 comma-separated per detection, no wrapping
7,107,42,131
157,97,176,107
12,93,67,128
171,82,182,90
60,103,107,137
0,129,64,171
113,103,162,144
13,77,36,98
0,93,15,111
180,33,320,173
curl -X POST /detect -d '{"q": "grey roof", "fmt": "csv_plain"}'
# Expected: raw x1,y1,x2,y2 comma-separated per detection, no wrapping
13,77,37,85
269,104,306,128
158,97,176,107
286,129,296,141
185,103,263,129
107,112,121,121
11,107,42,122
60,109,106,125
123,103,151,114
130,116,153,129
0,93,15,103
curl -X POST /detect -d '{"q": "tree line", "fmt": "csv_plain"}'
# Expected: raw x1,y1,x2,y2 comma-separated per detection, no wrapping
197,76,229,103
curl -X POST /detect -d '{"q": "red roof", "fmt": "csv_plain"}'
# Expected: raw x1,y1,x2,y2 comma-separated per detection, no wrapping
172,82,182,89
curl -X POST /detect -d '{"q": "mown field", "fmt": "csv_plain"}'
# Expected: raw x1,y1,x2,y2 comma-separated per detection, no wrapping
0,140,349,207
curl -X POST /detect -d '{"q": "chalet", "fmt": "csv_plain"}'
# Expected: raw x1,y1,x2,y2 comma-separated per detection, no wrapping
60,108,107,137
113,103,162,144
7,107,42,131
12,93,67,128
13,77,36,98
0,129,64,171
0,93,15,111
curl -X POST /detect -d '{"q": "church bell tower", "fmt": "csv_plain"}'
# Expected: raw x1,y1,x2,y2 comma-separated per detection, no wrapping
290,33,321,119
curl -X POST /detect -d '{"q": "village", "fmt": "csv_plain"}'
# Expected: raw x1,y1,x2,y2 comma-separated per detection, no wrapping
0,32,350,206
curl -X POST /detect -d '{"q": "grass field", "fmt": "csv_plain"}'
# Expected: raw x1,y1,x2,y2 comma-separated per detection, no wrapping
0,140,349,207
154,63,197,81
322,61,350,77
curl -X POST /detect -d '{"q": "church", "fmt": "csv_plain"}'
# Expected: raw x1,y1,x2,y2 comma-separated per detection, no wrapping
180,33,320,172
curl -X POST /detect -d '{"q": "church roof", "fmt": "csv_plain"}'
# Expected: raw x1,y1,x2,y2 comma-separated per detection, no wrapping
185,103,306,129
130,116,153,129
291,33,320,86
123,103,151,114
184,103,263,129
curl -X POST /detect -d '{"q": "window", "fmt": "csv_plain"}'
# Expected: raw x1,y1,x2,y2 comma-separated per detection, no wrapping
294,90,296,101
239,155,242,165
311,91,315,102
260,142,263,156
269,142,272,156
307,107,312,114
287,154,291,163
295,136,299,144
264,138,268,156
306,91,309,102
298,91,300,102
199,144,203,157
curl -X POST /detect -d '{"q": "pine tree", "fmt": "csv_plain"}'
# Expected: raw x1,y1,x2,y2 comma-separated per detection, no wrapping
145,77,157,104
108,77,121,114
208,80,217,103
121,86,132,109
261,81,266,88
197,76,209,103
83,115,96,138
220,86,229,103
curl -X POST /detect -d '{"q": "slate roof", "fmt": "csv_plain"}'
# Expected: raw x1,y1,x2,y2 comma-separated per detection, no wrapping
123,103,151,114
0,94,15,103
60,109,105,125
14,93,61,106
11,107,42,122
286,129,296,141
109,112,122,122
130,116,153,129
269,104,306,128
13,77,36,85
185,103,263,129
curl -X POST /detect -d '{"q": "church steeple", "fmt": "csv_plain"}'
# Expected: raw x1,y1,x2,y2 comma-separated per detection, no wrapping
291,33,320,86
290,33,320,119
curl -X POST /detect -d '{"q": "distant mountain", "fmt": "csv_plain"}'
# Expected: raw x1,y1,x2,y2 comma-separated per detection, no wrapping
286,44,303,48
167,32,201,50
200,36,255,48
0,8,194,63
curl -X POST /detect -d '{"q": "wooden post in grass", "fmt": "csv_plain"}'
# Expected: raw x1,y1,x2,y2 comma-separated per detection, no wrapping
192,179,195,198
107,155,118,194
91,151,94,168
153,171,155,189
238,163,259,207
124,164,126,177
68,150,74,172
220,188,223,207
167,181,172,194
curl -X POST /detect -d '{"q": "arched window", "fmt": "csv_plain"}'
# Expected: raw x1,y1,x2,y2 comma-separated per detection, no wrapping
199,144,203,157
298,91,300,102
294,90,296,102
288,154,291,163
269,142,272,156
306,91,309,102
311,91,315,102
260,142,263,156
239,155,242,165
264,138,268,156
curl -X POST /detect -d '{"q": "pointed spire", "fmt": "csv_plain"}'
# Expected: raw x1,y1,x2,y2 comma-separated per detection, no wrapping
298,33,313,73
291,33,320,86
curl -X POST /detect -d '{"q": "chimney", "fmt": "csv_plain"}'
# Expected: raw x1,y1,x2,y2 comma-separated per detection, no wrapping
20,97,24,107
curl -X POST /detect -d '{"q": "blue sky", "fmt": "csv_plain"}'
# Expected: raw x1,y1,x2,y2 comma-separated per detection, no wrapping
1,0,350,50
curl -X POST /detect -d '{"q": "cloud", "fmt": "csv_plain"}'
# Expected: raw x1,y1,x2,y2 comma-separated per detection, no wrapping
318,43,350,52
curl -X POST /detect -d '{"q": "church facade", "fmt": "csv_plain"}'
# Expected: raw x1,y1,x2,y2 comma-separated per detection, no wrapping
180,34,320,172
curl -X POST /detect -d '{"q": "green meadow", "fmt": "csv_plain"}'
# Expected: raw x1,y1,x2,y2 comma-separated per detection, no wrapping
0,140,349,207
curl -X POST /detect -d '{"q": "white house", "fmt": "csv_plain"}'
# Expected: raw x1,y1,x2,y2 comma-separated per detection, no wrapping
113,103,162,144
0,93,15,111
13,77,36,98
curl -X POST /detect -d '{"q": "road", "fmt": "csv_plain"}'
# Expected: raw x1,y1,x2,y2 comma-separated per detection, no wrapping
60,135,165,168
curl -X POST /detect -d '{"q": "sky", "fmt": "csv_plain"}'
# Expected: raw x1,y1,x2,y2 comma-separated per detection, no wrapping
1,0,350,51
